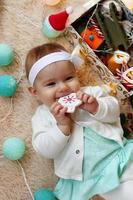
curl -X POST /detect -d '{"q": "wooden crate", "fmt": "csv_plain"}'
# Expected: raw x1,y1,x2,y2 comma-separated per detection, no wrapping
66,0,133,99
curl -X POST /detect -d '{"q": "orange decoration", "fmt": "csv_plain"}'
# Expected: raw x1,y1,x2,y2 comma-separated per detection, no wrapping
80,28,104,50
107,50,130,75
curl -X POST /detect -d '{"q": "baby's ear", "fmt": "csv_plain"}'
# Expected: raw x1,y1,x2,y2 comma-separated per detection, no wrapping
28,86,37,96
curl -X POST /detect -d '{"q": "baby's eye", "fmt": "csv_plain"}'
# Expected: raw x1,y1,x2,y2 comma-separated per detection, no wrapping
65,76,74,81
45,82,56,87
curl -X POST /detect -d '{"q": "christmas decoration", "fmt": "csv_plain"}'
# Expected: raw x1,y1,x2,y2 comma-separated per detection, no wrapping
115,67,133,90
67,0,133,98
2,137,25,161
0,75,17,97
42,6,73,38
122,67,133,84
34,188,56,200
0,44,14,66
80,19,104,50
107,50,130,74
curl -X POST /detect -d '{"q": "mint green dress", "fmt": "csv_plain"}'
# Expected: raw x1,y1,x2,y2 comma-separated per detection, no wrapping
54,127,133,200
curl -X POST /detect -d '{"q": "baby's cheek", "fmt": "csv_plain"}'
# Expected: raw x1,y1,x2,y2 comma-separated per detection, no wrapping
72,81,80,91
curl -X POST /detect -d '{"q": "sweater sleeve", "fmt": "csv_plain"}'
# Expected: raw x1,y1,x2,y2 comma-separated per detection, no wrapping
83,86,120,123
92,96,120,123
32,107,70,159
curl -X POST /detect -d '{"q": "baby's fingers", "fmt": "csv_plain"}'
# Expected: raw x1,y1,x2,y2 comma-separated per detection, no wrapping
59,107,67,115
87,96,96,104
50,102,63,114
82,93,90,103
77,91,90,103
76,91,84,100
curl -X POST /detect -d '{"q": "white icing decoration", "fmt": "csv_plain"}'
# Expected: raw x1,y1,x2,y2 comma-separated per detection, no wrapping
58,93,82,113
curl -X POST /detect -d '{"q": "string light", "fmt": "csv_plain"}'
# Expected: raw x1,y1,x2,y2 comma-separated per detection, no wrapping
45,0,61,6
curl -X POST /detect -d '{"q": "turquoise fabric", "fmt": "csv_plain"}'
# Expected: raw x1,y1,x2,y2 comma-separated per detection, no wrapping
54,127,133,200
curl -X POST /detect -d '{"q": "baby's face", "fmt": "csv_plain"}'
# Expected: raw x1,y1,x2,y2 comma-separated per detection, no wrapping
33,60,80,107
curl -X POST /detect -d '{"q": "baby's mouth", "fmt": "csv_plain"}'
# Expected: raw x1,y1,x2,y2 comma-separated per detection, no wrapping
56,93,72,100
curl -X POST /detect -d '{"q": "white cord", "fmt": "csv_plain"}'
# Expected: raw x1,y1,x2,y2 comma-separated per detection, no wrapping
17,160,35,200
13,51,25,84
0,97,13,123
82,3,99,40
0,51,25,123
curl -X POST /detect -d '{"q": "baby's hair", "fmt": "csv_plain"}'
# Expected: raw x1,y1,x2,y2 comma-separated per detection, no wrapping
25,43,66,79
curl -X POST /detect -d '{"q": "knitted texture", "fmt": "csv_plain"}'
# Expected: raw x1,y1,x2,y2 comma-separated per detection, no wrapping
0,0,132,200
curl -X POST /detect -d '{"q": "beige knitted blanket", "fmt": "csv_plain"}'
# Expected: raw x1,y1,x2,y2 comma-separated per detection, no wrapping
0,0,132,199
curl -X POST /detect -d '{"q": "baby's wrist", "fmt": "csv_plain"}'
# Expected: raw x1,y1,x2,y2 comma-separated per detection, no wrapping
90,102,99,115
58,124,71,136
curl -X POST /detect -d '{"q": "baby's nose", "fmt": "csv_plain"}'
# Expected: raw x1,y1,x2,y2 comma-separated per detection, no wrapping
58,82,69,91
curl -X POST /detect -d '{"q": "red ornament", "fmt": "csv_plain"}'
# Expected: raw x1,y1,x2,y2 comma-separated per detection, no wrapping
48,7,73,31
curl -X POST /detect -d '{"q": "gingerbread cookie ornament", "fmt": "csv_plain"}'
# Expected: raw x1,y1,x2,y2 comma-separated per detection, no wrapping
58,93,82,113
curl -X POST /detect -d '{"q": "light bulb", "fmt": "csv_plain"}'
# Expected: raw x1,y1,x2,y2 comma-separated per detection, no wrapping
45,0,61,6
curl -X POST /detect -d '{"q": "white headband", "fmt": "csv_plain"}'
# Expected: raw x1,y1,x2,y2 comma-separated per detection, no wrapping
28,51,84,86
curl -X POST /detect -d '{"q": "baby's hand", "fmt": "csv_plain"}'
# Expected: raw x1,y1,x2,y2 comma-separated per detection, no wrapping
76,91,99,114
50,102,73,136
